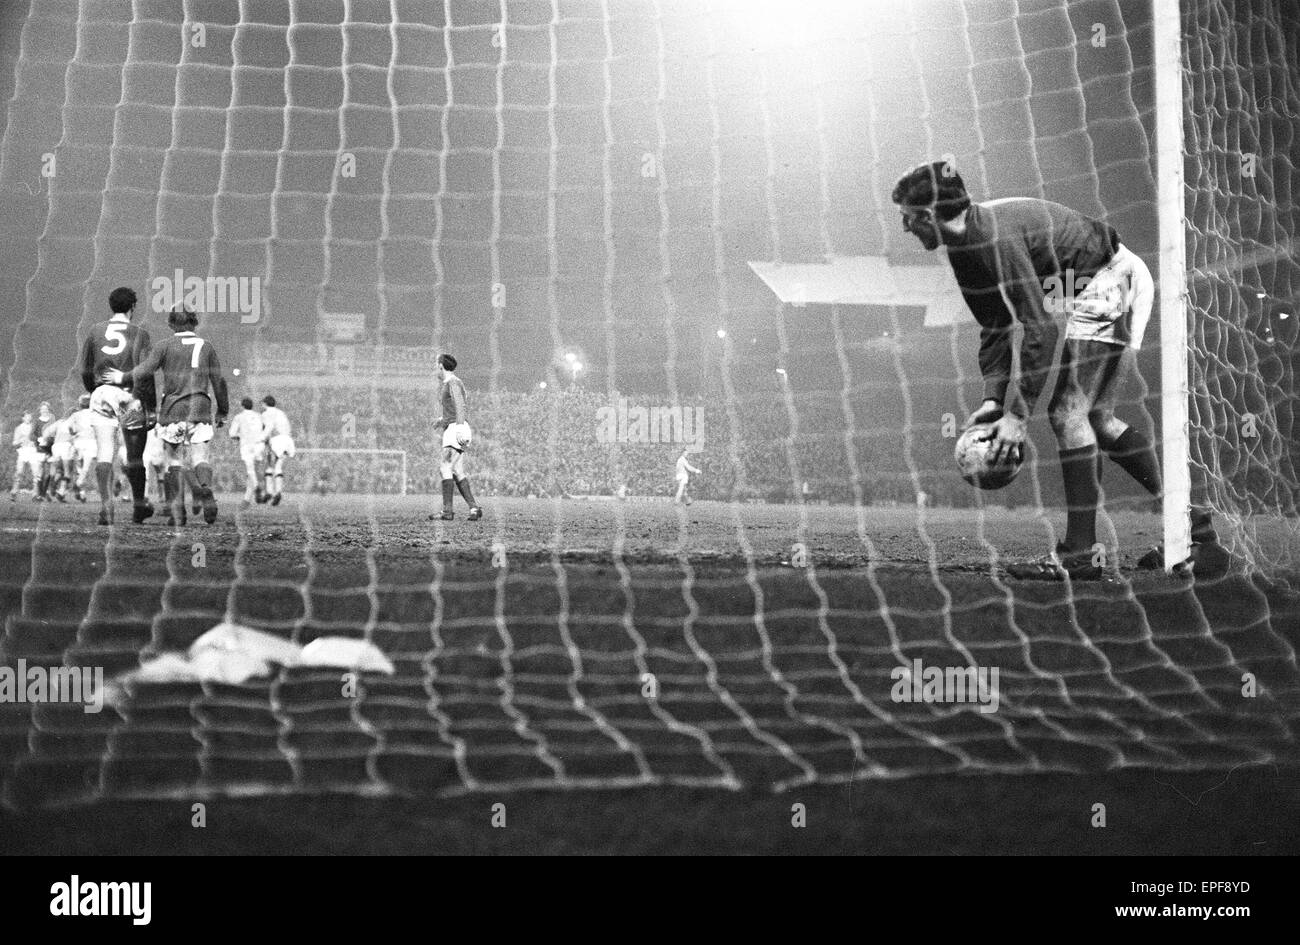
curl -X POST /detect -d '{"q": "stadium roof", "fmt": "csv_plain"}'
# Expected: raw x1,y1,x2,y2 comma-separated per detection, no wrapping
748,256,968,327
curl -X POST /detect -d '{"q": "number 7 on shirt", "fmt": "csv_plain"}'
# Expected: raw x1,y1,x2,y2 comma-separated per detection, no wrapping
182,337,204,369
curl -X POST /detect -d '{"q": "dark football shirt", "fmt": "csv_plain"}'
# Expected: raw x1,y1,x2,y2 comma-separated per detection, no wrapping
130,330,229,425
79,314,156,410
944,197,1120,416
440,373,467,424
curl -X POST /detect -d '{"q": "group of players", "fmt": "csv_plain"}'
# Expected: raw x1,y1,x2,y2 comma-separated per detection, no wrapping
7,286,494,528
9,397,97,504
8,287,298,526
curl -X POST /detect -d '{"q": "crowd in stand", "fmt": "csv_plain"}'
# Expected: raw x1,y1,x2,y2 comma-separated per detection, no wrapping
192,383,1018,506
4,375,1035,507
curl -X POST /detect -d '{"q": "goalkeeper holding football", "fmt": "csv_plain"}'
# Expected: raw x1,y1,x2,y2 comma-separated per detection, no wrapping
891,161,1226,579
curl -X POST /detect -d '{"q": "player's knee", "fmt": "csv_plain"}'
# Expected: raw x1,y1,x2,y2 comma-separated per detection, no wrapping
1048,402,1088,439
439,462,454,480
1088,410,1125,448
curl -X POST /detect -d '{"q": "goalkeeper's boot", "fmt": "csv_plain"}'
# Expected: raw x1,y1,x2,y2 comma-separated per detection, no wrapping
467,506,483,521
1005,544,1109,582
1136,508,1229,578
97,504,113,526
132,501,155,525
271,492,282,506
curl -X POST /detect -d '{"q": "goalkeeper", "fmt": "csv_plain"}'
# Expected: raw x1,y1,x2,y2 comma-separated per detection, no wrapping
891,160,1226,579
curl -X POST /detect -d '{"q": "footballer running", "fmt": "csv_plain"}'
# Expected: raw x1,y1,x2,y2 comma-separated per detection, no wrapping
258,395,293,506
68,394,96,502
891,161,1227,579
228,396,266,507
430,353,482,521
9,411,36,501
77,287,157,525
105,305,229,526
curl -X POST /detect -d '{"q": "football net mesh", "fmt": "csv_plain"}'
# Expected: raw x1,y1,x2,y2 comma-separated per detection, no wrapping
0,0,1297,808
1182,0,1300,574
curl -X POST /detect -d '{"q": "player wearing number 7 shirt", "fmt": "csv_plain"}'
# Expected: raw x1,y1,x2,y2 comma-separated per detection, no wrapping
78,287,157,525
105,305,229,526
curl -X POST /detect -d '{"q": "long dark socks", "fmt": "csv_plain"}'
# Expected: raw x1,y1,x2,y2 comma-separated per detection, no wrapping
1060,444,1100,552
1106,427,1162,497
455,476,477,508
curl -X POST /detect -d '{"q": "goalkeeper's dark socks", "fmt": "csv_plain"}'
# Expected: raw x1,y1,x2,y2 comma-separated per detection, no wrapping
441,478,455,512
454,476,477,508
36,472,50,498
1060,444,1100,552
1106,427,1162,497
95,462,113,503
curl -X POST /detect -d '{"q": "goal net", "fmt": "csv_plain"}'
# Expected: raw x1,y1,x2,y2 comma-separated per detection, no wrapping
1181,0,1300,575
0,0,1297,813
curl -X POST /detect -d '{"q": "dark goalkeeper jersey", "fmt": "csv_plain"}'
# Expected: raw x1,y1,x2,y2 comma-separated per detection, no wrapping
130,330,229,425
79,314,156,410
944,197,1121,416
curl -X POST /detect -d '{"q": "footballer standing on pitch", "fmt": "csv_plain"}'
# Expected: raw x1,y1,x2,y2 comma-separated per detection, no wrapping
105,305,229,525
78,286,157,524
431,353,482,521
891,161,1227,579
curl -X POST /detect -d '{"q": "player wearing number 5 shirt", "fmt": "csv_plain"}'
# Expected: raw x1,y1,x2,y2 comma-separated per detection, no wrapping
77,286,156,525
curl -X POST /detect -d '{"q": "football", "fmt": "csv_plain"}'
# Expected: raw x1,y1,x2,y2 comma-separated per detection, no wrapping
954,424,1022,490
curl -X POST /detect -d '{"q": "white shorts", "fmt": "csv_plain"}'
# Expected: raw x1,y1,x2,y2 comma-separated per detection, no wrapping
442,422,472,451
73,439,96,461
89,385,145,430
268,434,295,458
159,421,214,445
16,447,37,465
675,473,689,485
1062,244,1154,350
241,442,267,464
143,437,165,466
90,410,122,432
52,442,74,462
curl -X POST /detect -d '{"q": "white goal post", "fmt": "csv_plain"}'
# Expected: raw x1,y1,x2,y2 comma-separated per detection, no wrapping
293,448,408,495
1154,0,1192,572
